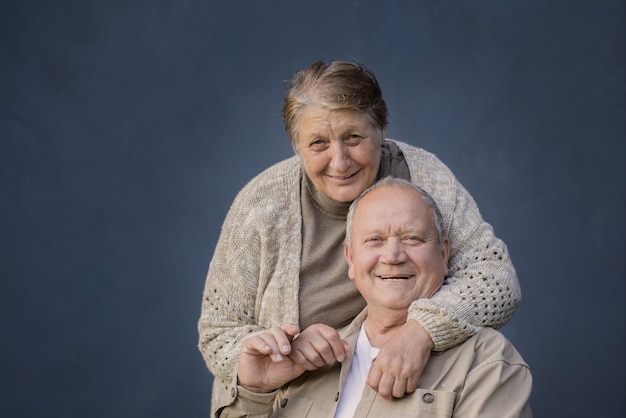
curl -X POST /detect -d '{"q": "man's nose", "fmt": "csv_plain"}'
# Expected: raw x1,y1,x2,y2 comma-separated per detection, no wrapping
381,239,408,264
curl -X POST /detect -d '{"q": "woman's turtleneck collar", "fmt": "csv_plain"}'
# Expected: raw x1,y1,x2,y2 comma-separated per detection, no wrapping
302,168,353,219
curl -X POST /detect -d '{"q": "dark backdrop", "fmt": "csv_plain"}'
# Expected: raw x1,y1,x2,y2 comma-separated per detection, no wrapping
2,1,624,417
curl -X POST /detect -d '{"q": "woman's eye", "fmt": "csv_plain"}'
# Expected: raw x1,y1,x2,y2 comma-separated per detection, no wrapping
309,139,327,150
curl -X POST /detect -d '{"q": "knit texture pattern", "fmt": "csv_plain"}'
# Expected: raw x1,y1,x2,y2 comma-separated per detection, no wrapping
197,140,521,416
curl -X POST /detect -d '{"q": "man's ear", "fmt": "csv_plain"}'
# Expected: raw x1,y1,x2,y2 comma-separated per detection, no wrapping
344,243,355,281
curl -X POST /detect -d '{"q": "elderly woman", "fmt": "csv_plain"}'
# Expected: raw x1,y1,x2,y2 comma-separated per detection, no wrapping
198,60,520,417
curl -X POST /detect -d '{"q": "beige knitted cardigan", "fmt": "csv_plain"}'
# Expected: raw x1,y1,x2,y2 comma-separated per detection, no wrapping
198,140,520,416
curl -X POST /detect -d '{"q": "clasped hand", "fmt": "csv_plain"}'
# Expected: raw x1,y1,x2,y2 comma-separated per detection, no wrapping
236,320,433,399
237,323,350,393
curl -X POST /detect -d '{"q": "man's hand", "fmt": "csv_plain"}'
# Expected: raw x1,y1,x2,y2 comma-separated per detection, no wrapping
288,323,351,371
237,323,303,393
367,320,433,399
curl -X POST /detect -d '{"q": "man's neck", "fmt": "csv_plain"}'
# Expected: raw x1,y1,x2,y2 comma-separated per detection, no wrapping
362,309,408,348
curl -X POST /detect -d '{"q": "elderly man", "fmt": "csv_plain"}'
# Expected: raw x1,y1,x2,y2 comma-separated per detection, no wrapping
224,177,532,417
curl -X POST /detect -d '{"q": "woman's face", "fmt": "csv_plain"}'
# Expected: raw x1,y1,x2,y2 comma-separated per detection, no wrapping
296,106,384,203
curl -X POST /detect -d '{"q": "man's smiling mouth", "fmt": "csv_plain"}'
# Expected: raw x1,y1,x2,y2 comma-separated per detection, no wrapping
379,275,411,281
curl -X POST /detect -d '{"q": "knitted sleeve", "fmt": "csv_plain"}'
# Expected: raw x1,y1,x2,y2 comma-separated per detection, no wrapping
397,142,521,351
197,158,302,416
197,184,266,378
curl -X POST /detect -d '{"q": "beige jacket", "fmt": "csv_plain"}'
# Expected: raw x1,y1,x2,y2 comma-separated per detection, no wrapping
198,140,521,417
223,309,533,417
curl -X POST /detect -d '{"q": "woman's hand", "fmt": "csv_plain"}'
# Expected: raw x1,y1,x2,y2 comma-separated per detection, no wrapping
288,324,351,371
237,323,303,393
367,320,433,399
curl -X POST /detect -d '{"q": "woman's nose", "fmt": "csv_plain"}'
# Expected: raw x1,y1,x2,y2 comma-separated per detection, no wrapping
328,142,351,172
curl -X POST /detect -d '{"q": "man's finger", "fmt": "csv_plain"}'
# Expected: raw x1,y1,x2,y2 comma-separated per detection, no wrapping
281,322,301,340
265,327,293,356
288,348,320,371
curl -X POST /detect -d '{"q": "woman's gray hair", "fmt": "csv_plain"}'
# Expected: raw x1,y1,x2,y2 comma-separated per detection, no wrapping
282,60,388,152
345,177,446,248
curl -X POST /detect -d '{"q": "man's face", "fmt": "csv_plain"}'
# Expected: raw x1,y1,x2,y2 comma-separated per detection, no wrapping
345,185,450,314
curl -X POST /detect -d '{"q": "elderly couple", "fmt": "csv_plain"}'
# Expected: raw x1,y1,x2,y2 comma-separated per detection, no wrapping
198,60,532,417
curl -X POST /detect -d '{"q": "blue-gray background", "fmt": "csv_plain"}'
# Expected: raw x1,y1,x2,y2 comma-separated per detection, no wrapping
1,1,624,417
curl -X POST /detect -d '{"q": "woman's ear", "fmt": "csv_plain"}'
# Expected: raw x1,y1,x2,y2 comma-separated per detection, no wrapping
441,237,451,277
